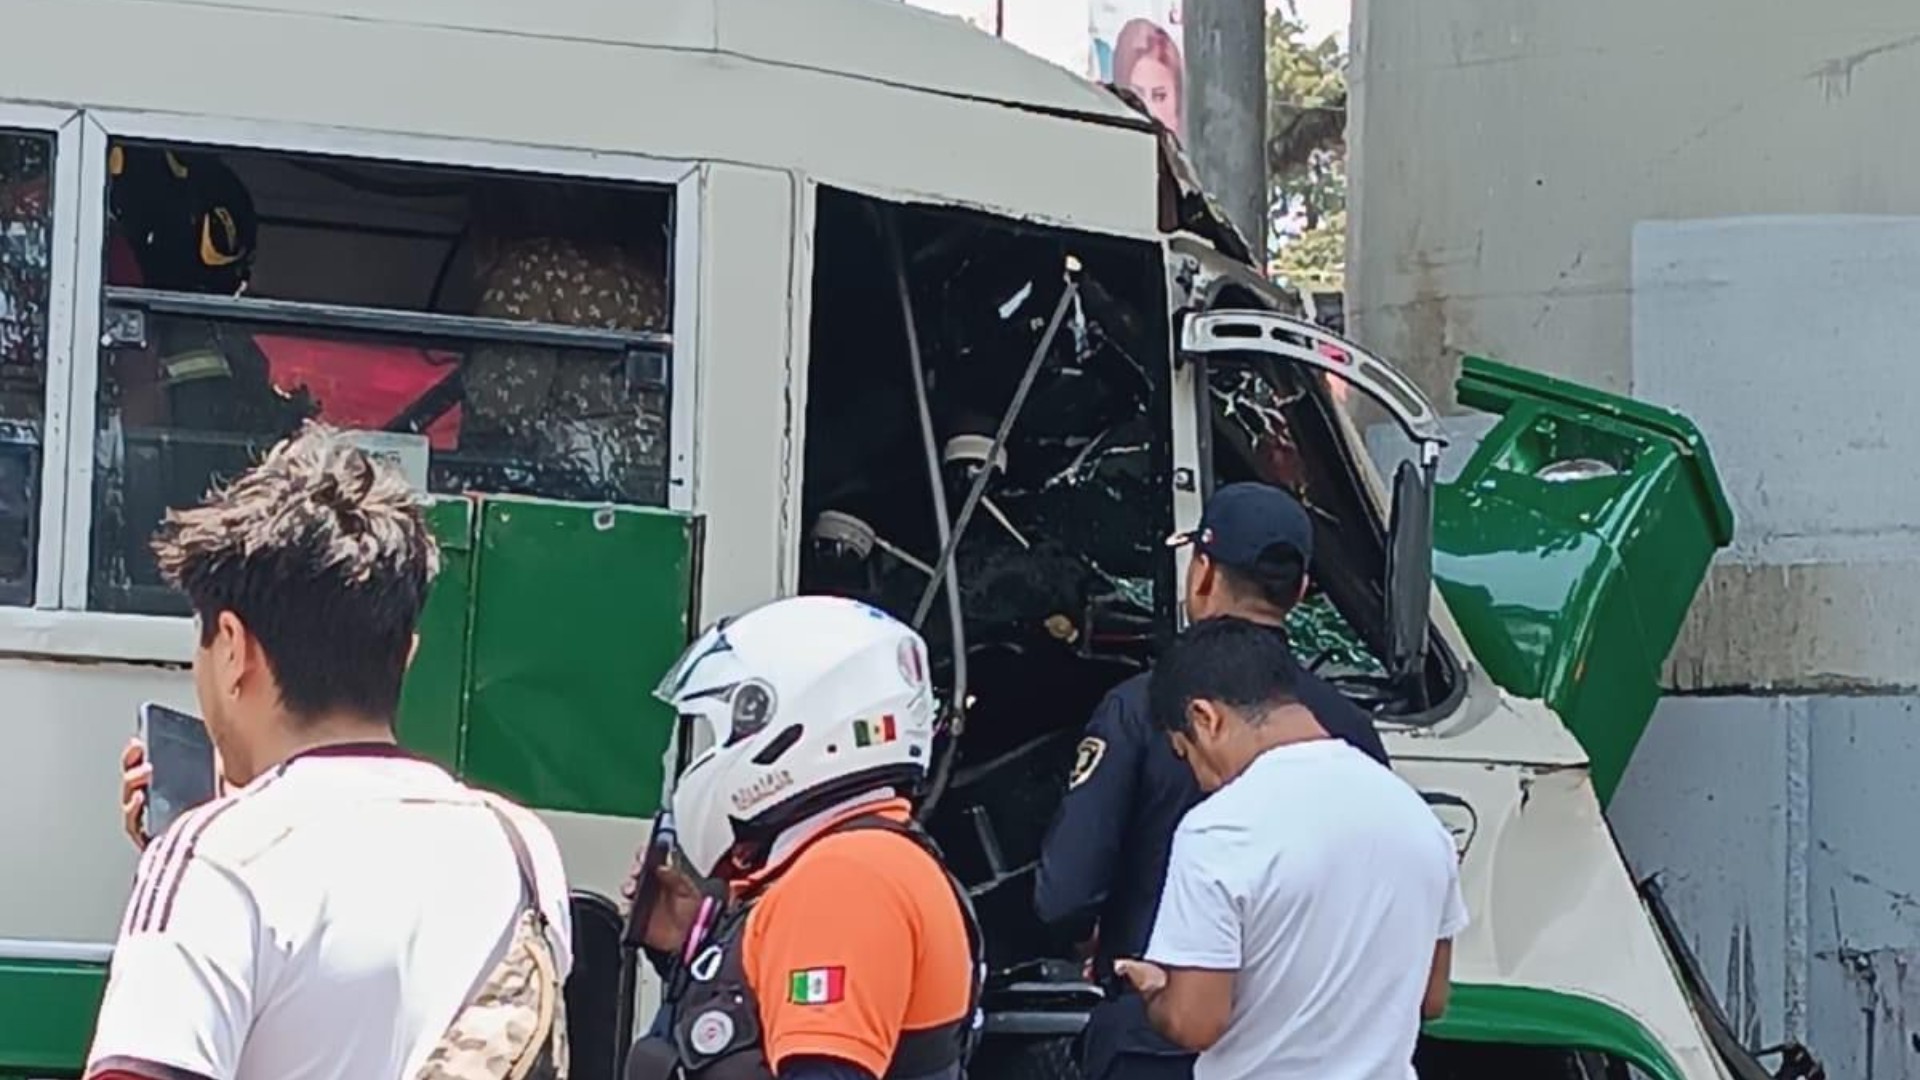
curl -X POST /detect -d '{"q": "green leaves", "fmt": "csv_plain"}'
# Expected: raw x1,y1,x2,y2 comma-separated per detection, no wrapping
1266,12,1348,291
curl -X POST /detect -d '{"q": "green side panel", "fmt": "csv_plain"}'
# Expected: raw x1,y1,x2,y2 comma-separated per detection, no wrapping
0,958,107,1077
0,969,1692,1080
1436,356,1735,805
461,498,699,818
1426,983,1686,1080
394,497,477,771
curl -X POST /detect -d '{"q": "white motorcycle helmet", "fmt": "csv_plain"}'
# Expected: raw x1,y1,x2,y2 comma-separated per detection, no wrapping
654,594,938,879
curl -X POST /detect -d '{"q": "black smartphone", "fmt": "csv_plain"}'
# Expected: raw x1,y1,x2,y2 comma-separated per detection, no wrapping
622,809,679,951
138,702,218,840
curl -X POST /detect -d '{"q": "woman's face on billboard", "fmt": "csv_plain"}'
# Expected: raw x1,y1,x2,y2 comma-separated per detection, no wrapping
1127,55,1181,133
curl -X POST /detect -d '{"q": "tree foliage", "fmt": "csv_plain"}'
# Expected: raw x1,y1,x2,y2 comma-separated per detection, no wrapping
1266,5,1348,293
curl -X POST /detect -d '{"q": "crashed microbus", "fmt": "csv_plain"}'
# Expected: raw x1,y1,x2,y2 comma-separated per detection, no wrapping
0,1,1757,1077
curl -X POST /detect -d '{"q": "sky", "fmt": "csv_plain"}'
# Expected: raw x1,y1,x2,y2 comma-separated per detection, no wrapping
1291,0,1350,48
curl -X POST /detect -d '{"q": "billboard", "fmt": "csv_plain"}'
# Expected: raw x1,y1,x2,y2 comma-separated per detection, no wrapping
1089,0,1186,137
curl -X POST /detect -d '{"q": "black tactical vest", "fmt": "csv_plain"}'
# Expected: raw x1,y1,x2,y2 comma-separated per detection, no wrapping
626,814,985,1080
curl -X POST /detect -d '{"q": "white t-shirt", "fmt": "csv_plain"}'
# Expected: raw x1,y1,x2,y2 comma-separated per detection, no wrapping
1145,739,1467,1080
87,744,573,1080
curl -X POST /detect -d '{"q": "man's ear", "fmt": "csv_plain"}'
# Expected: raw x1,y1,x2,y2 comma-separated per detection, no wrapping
1187,698,1225,742
1193,554,1217,596
214,610,251,698
406,633,422,671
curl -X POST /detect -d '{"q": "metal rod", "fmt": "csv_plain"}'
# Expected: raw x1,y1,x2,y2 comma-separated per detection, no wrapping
878,207,970,823
255,214,464,244
103,285,673,358
980,496,1032,549
880,209,968,684
872,533,937,579
910,274,1079,628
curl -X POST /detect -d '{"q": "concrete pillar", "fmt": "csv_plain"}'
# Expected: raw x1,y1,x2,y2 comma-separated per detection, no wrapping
1183,0,1269,256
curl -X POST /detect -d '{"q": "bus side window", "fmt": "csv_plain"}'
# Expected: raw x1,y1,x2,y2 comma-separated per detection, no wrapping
0,129,57,607
90,142,676,616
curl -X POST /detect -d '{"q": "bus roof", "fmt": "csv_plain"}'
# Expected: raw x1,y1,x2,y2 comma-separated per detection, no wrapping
4,0,1165,235
594,0,1146,127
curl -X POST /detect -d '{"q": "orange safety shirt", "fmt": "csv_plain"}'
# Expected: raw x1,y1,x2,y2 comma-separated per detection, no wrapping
736,798,973,1076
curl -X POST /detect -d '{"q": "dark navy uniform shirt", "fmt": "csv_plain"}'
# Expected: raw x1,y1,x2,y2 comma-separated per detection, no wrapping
1033,626,1389,1067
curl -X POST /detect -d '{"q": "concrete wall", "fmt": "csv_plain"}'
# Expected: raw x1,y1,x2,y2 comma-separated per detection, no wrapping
1348,0,1920,1074
1615,695,1920,1080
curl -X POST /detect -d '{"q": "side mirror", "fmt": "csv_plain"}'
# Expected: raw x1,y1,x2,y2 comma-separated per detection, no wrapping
1385,447,1439,695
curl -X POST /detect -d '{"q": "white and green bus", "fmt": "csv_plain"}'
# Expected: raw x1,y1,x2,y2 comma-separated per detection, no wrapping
0,1,1785,1078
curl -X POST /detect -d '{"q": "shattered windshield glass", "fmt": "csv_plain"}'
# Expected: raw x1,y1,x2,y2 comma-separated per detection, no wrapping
1207,361,1383,676
922,267,1168,659
989,289,1161,622
799,192,1172,668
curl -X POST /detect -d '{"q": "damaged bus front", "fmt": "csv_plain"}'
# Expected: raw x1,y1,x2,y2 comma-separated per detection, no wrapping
878,192,1747,1078
786,123,1773,1075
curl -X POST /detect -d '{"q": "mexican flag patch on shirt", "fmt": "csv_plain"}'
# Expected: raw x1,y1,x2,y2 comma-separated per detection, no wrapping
789,966,846,1005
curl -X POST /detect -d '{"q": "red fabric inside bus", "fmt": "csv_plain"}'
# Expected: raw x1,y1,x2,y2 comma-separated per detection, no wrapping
253,335,463,450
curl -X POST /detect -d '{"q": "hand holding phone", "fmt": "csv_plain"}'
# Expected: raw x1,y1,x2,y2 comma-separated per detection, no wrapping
137,702,218,842
621,811,709,956
620,816,673,949
120,738,154,848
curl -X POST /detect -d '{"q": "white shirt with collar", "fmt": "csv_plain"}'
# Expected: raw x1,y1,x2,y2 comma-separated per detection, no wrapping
86,743,573,1080
1146,738,1468,1080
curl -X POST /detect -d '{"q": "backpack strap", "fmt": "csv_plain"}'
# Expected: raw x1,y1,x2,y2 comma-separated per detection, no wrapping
411,796,569,1080
478,795,546,923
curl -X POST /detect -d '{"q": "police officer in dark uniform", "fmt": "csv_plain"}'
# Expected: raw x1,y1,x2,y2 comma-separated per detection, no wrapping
1034,482,1390,1080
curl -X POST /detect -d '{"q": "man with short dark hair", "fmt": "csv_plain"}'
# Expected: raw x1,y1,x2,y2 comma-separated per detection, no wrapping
1116,616,1464,1079
86,424,572,1080
1035,482,1387,1080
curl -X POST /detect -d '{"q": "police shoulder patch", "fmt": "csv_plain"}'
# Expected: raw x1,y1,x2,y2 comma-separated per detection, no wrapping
1069,737,1107,790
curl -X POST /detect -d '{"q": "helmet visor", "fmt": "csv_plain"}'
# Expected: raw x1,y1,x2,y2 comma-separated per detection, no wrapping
653,616,736,703
671,677,777,751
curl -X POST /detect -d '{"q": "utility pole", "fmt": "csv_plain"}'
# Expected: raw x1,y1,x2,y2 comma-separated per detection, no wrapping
1183,0,1269,262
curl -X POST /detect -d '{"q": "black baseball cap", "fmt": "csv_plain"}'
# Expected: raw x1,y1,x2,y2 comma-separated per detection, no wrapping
1165,482,1314,568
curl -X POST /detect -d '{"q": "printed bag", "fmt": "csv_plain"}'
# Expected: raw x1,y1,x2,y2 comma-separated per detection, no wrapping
414,798,570,1080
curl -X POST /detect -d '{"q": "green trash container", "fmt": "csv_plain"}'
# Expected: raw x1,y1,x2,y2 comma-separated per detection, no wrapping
1434,356,1734,806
